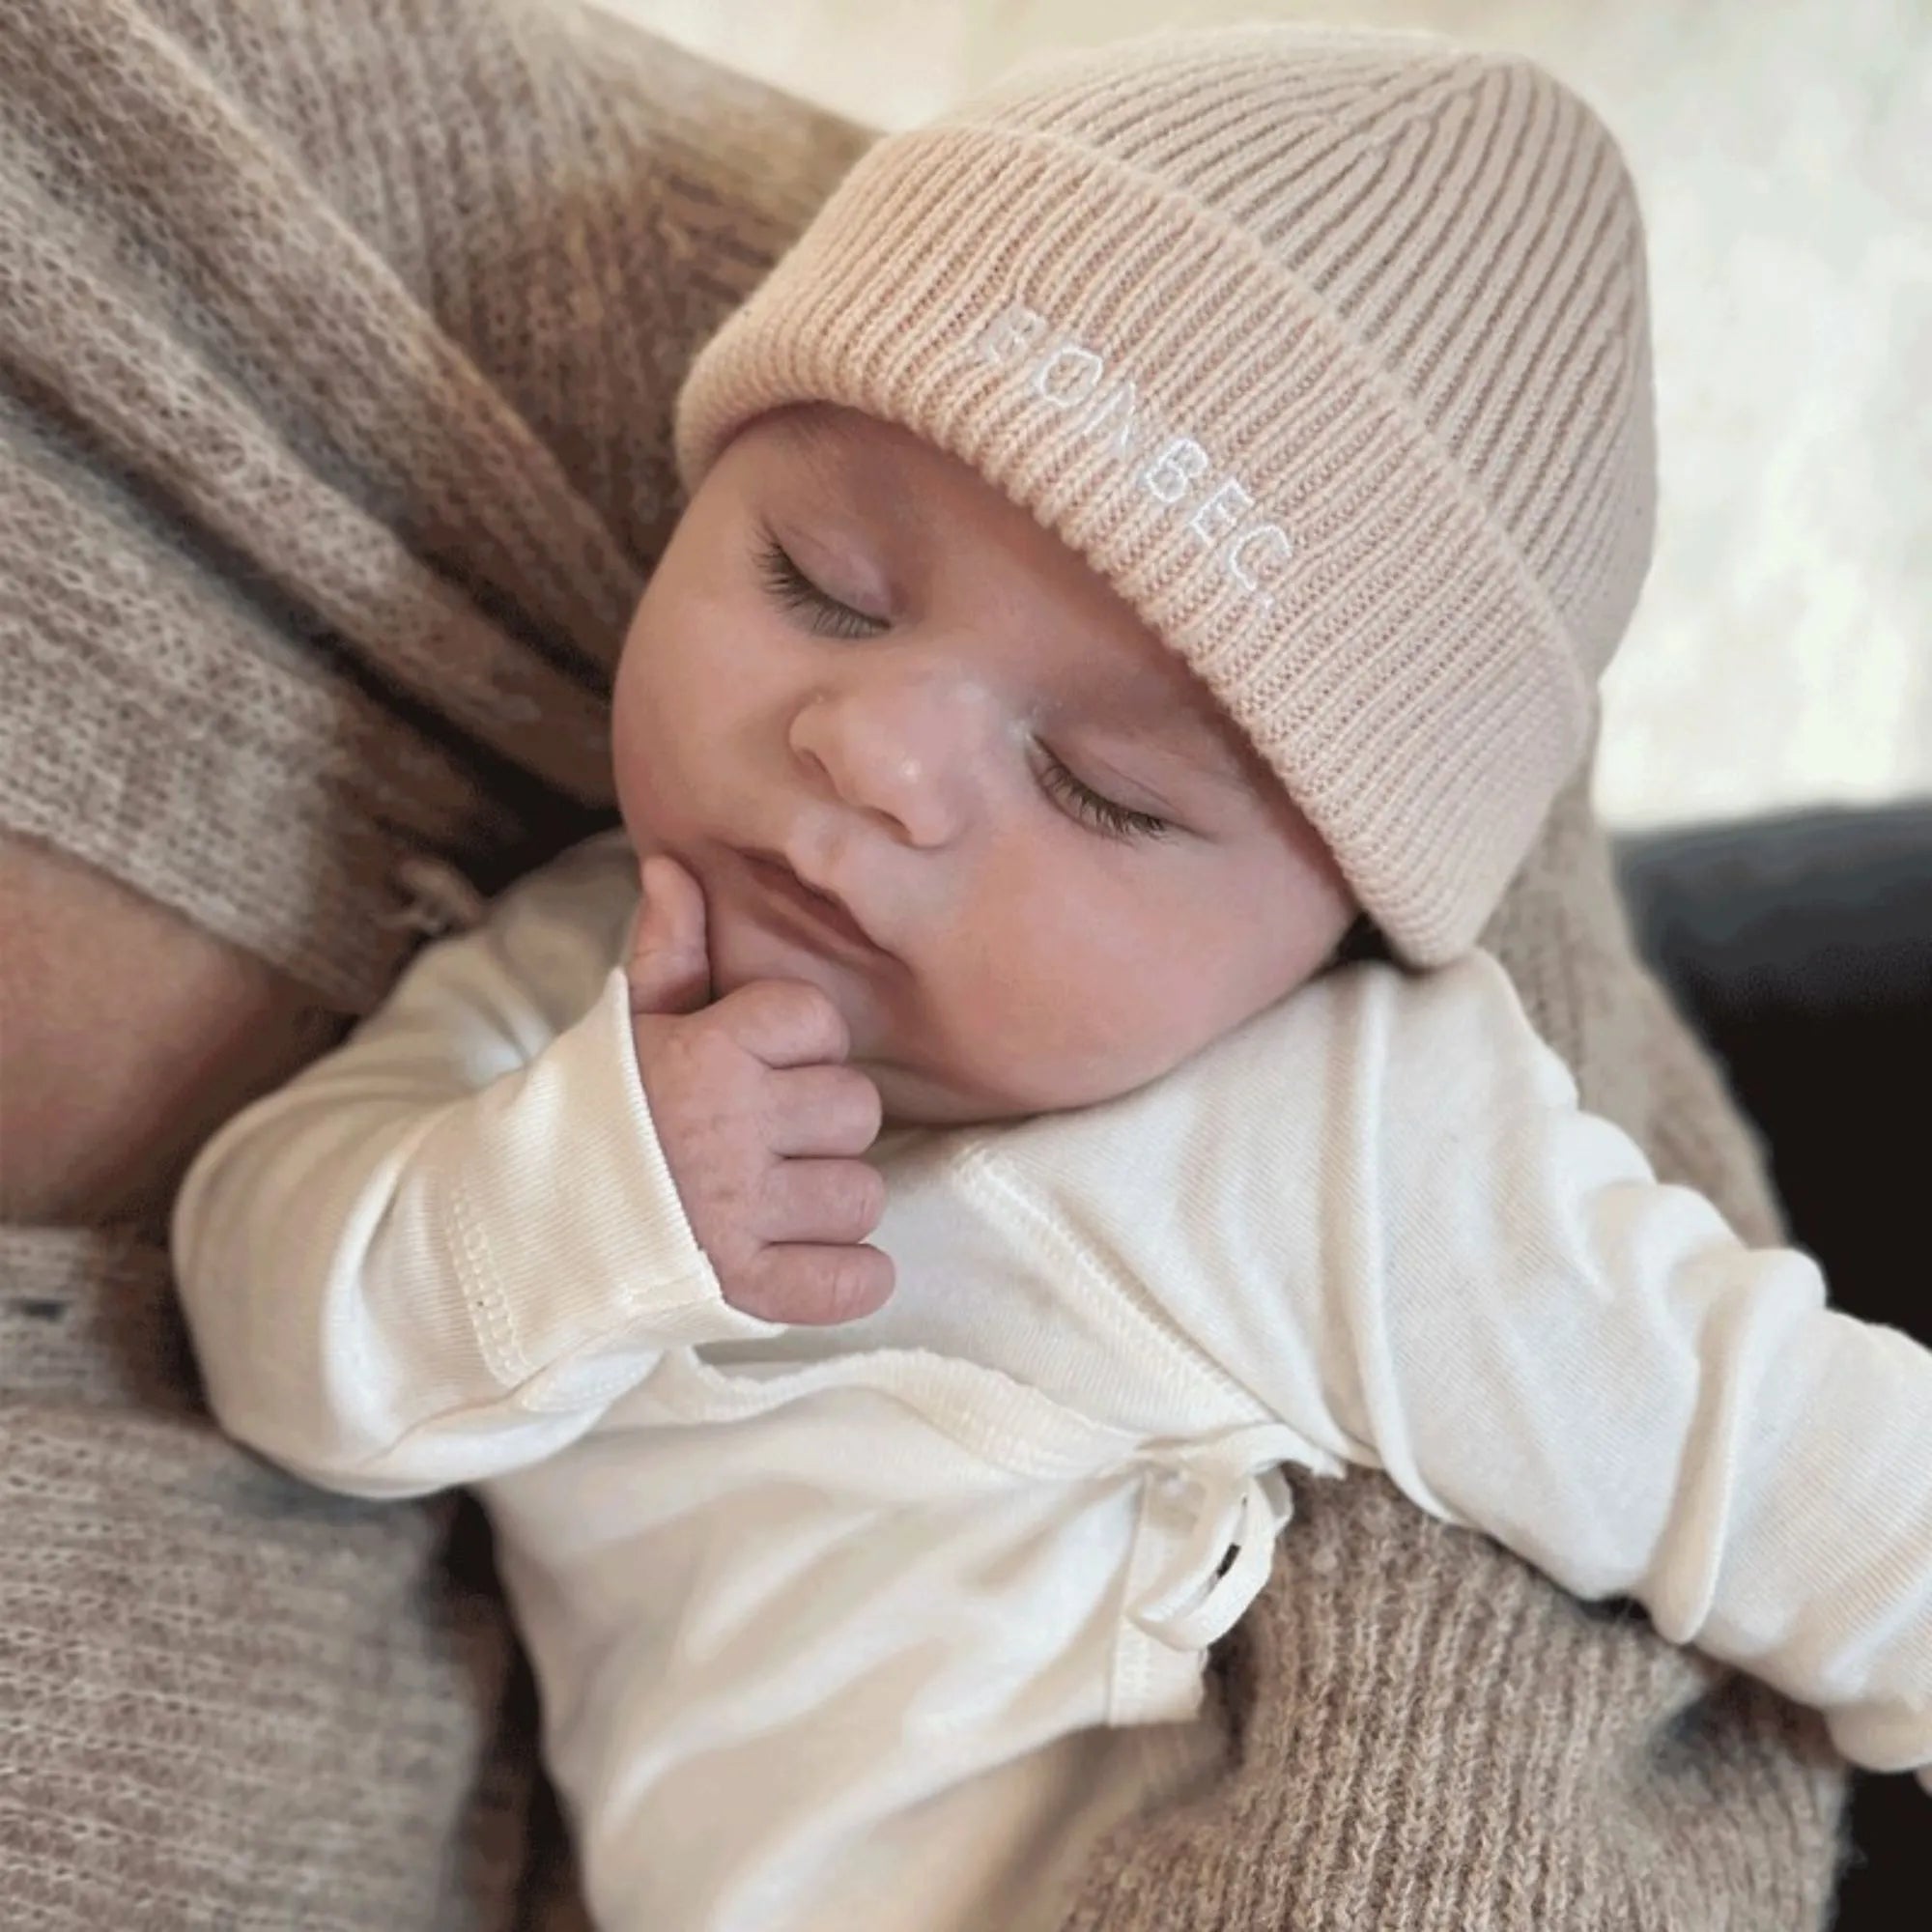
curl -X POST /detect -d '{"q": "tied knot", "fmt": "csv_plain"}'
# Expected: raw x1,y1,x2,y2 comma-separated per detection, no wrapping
1127,1421,1318,1651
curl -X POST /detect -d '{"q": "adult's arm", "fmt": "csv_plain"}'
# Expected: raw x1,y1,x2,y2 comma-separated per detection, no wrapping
0,833,337,1223
0,0,870,1231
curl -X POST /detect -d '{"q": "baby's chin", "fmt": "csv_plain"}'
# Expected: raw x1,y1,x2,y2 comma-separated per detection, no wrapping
860,1044,1057,1130
866,1037,1179,1130
867,1059,1003,1130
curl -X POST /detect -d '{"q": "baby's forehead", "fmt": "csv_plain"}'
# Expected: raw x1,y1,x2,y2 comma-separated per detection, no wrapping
760,403,1118,597
761,408,1127,628
763,403,920,490
758,405,954,549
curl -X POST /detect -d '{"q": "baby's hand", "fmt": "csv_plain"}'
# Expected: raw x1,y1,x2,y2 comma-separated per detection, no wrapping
624,855,894,1325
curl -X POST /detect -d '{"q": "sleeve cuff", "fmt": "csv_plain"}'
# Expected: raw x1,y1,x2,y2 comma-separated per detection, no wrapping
438,966,785,1385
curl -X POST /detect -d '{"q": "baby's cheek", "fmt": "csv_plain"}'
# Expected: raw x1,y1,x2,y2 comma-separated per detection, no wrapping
953,935,1208,1108
896,864,1239,1110
1069,952,1216,1065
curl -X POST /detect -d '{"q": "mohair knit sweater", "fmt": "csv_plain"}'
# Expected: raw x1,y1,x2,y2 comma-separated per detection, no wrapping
0,1,1846,1927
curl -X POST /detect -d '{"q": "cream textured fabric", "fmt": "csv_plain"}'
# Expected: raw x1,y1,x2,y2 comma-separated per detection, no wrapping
1,1,1843,1926
675,27,1657,965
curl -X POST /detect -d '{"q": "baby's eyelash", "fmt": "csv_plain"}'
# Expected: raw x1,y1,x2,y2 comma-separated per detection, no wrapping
753,533,879,640
1034,746,1173,842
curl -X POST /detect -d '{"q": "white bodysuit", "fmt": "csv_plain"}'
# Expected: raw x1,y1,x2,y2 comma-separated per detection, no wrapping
172,831,1932,1932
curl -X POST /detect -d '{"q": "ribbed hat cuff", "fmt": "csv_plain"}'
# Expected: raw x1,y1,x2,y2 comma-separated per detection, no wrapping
675,122,1594,964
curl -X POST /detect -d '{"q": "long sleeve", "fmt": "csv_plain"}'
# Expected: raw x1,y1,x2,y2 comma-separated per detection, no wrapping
171,835,784,1497
986,949,1932,1785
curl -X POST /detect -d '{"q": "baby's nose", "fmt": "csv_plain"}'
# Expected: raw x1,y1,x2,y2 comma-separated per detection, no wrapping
788,664,996,846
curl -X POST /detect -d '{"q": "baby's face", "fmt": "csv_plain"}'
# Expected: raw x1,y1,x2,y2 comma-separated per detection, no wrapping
612,405,1353,1124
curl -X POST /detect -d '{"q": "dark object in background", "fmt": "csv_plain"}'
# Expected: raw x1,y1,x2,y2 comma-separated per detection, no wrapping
1617,802,1932,1932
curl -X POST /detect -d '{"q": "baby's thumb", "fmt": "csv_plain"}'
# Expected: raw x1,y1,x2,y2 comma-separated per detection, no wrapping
627,855,711,1016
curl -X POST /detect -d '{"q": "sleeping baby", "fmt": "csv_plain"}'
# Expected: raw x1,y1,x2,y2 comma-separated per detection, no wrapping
171,25,1931,1932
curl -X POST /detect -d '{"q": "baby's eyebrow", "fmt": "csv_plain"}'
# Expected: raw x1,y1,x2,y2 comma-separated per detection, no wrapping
770,408,853,482
773,412,931,553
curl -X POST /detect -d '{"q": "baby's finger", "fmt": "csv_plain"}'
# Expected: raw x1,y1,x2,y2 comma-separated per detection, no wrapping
712,978,851,1068
732,1243,895,1326
628,855,711,1016
763,1064,884,1157
759,1158,888,1246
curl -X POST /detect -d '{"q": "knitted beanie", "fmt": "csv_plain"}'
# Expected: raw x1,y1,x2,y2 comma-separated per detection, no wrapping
673,25,1657,965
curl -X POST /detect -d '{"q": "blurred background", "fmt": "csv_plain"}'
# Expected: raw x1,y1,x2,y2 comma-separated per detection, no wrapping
589,0,1929,836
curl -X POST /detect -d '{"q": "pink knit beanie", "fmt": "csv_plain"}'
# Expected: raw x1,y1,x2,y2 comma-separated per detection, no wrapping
673,25,1657,966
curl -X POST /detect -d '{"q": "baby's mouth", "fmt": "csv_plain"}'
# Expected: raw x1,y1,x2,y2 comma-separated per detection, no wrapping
734,846,886,959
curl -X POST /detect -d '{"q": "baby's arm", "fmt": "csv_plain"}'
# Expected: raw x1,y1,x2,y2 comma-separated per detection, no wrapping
996,952,1932,1784
171,842,807,1498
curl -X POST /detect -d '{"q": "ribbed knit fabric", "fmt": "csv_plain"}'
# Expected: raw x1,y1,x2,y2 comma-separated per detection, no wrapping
0,0,865,1011
2,2,1844,1927
676,27,1657,965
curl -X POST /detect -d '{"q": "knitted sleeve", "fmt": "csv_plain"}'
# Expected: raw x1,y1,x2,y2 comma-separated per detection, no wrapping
0,0,867,1012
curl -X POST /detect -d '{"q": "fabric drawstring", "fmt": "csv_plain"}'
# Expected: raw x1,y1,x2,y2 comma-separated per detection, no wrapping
1126,1422,1320,1651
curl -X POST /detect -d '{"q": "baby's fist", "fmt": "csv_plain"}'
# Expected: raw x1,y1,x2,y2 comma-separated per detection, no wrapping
626,855,894,1326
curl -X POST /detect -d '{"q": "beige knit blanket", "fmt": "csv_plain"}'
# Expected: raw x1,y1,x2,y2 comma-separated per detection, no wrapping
0,1,1845,1925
